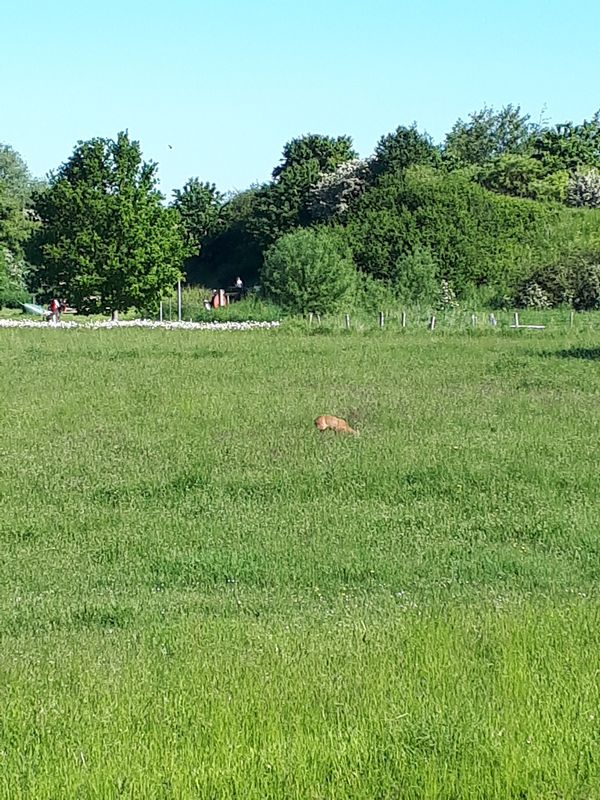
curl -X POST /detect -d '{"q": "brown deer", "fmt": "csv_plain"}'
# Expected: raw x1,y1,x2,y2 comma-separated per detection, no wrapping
314,415,359,435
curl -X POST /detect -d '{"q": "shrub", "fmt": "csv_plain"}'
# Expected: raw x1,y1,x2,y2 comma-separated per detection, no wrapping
567,168,600,208
261,227,355,314
0,249,30,308
345,167,600,299
394,247,439,306
516,282,552,309
515,251,600,309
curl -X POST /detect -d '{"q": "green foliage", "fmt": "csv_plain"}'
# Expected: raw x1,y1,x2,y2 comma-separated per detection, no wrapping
0,249,30,307
262,226,355,313
531,111,600,172
443,104,534,166
345,166,600,297
0,144,39,306
0,143,40,205
478,155,569,202
518,249,600,309
194,187,266,287
171,178,224,255
272,133,356,179
394,246,440,306
372,124,440,175
31,132,184,314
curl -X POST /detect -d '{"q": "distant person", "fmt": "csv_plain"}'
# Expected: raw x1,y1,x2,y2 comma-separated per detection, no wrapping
48,297,60,323
235,276,245,299
59,299,68,316
211,290,219,310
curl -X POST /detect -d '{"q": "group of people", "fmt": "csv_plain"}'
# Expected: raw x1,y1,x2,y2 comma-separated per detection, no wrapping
203,277,245,311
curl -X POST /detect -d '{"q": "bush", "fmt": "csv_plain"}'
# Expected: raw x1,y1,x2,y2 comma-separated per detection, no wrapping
567,168,600,208
0,250,30,308
515,251,600,309
394,246,439,306
261,227,356,314
516,282,552,309
353,273,400,313
345,167,572,296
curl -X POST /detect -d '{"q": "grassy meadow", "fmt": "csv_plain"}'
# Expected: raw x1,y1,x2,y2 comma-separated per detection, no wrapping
1,321,600,798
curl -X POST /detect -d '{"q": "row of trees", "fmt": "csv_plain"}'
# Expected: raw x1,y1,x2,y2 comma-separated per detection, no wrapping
2,105,600,316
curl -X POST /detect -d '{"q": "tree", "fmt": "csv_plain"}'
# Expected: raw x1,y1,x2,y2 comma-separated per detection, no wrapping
261,227,355,314
272,134,356,179
0,144,39,306
531,111,600,172
31,132,184,315
443,105,534,166
171,178,224,255
372,124,440,175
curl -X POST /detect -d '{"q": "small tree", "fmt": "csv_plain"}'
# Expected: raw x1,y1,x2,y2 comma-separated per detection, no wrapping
31,132,184,316
261,227,355,314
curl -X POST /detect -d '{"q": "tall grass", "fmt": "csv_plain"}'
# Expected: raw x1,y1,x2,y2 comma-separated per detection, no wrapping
1,326,600,797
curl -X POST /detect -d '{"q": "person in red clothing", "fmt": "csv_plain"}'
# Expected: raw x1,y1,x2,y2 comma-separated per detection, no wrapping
48,297,60,323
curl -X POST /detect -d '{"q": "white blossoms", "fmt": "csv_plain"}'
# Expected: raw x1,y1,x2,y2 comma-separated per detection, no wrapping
0,318,281,331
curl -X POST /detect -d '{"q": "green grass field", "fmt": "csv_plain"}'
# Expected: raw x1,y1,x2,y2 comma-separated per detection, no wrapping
1,324,600,798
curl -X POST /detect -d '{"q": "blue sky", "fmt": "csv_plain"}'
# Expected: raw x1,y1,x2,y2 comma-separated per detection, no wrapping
2,0,599,199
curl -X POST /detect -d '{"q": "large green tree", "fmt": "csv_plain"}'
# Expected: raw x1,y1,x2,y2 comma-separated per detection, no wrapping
31,132,184,315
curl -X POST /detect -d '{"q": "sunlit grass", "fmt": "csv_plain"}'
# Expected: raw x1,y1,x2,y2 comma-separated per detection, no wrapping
1,326,600,798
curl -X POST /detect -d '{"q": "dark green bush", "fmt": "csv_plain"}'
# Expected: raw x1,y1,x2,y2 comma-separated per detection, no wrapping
344,167,600,299
515,251,600,310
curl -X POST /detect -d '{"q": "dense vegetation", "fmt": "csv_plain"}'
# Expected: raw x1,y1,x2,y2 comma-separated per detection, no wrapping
2,327,600,797
3,105,600,314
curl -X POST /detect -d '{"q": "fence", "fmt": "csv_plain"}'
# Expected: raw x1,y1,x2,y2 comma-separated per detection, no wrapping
301,308,592,334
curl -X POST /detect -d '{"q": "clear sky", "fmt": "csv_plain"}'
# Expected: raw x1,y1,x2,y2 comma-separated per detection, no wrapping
2,0,599,200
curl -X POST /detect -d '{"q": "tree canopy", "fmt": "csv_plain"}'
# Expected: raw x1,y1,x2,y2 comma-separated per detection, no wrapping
31,132,184,314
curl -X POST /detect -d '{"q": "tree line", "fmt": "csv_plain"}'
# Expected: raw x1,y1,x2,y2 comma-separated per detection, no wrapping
2,105,600,316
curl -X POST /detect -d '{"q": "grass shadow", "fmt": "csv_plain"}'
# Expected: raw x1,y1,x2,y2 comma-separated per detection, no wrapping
545,347,600,361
